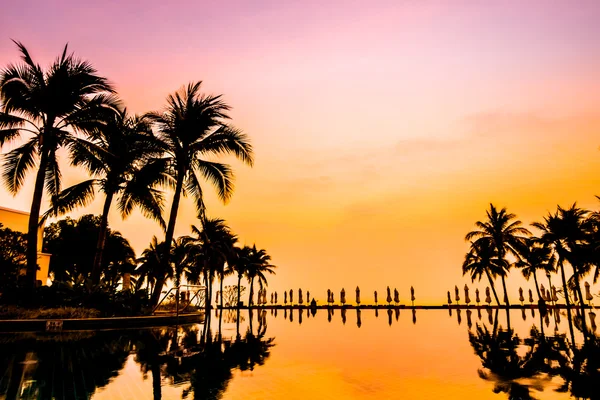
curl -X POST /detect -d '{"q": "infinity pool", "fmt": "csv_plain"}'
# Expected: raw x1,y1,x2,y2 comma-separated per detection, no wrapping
0,307,597,399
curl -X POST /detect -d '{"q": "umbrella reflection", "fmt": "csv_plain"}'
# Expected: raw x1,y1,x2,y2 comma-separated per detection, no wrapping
467,309,472,329
299,309,303,325
412,309,417,325
395,308,400,322
457,309,462,325
356,309,362,328
387,309,393,326
341,308,347,325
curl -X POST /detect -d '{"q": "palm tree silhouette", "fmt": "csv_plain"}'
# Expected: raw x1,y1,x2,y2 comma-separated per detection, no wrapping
0,41,118,288
148,82,253,305
533,204,594,319
47,108,167,284
136,236,174,300
466,204,530,306
463,239,503,306
514,238,556,305
244,245,276,306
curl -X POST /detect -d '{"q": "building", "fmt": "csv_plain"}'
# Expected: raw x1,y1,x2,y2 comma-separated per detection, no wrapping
0,206,50,285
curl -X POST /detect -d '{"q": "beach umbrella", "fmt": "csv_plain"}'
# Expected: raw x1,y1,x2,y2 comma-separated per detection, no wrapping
466,309,472,329
590,311,597,331
447,291,452,305
284,291,288,305
585,282,594,302
485,287,491,305
394,289,400,305
455,286,460,304
307,291,310,303
551,286,558,302
528,289,534,304
356,309,362,328
331,292,335,304
341,308,347,324
271,293,274,304
356,286,361,305
327,289,331,304
475,288,480,305
387,309,393,326
464,285,470,305
341,288,346,305
519,287,524,305
374,290,378,305
412,309,417,325
274,292,278,304
386,286,392,304
298,289,303,305
289,289,294,304
410,286,415,306
540,284,547,301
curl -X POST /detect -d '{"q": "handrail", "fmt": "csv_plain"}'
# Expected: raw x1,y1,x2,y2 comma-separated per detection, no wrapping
152,284,207,316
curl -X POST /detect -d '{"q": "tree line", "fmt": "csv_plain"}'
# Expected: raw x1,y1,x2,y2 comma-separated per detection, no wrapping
463,203,600,317
0,41,274,306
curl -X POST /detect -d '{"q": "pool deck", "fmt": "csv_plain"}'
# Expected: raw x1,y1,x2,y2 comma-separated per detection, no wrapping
0,312,204,333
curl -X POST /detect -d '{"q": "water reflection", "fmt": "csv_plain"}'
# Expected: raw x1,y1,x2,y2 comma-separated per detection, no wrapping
0,307,599,399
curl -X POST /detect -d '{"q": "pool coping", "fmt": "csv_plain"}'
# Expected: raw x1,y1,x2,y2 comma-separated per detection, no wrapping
0,312,204,332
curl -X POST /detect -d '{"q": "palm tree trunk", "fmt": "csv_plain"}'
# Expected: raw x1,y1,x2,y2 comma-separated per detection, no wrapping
220,269,224,308
249,277,255,306
91,190,114,285
558,260,572,308
533,272,542,300
151,172,185,306
485,270,501,306
237,274,242,307
500,274,510,307
25,149,49,290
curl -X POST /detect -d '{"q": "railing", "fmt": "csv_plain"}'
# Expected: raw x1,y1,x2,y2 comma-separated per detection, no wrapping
152,284,207,316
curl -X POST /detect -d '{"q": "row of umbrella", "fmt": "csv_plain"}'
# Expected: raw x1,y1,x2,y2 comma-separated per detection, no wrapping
448,282,597,305
251,286,417,306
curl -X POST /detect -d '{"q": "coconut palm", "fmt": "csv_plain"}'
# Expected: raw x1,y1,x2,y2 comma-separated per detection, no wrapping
463,239,502,306
244,245,276,306
514,239,556,303
184,217,237,309
230,245,252,306
466,204,531,306
47,108,168,284
0,41,118,288
136,236,174,300
148,82,253,305
532,204,594,316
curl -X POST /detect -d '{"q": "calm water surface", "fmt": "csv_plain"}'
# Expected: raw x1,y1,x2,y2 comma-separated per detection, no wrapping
1,307,598,399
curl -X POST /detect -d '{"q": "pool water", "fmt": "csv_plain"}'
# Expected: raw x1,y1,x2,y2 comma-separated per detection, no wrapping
0,307,598,399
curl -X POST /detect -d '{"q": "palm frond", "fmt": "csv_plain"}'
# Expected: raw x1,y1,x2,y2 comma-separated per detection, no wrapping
1,137,37,194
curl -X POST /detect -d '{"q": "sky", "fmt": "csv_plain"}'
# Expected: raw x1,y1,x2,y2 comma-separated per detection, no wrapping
1,0,600,304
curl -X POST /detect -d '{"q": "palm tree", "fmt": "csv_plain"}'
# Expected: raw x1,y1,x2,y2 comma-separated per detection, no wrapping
148,82,253,305
463,239,502,306
231,245,252,307
47,108,167,284
532,204,593,316
466,204,531,306
514,239,556,303
184,217,237,309
244,245,276,306
0,41,118,288
136,236,174,300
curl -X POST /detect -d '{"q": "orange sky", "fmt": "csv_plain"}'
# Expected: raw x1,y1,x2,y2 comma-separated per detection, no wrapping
1,1,600,303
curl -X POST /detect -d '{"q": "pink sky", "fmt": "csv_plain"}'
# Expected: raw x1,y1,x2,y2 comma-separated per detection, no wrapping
1,0,600,303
